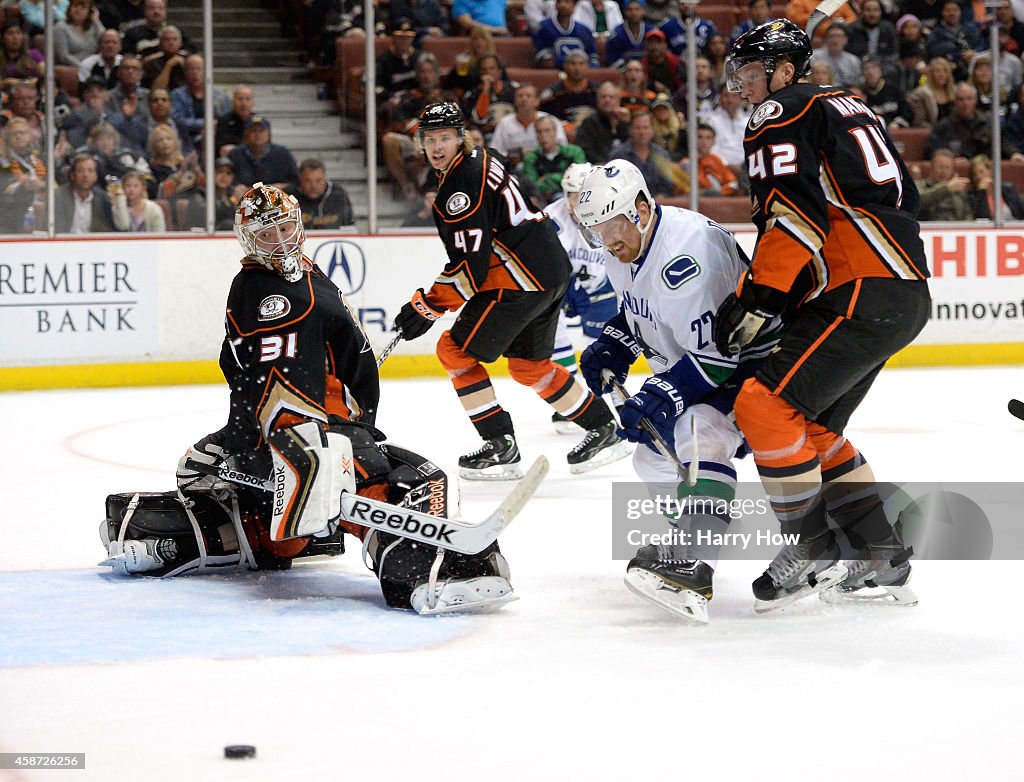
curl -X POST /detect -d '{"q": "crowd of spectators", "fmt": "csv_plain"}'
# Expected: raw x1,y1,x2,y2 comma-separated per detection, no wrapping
0,0,357,234
338,0,1024,222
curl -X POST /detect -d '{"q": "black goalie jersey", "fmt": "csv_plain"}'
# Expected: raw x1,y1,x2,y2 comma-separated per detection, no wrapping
425,145,570,311
743,83,929,303
219,260,380,453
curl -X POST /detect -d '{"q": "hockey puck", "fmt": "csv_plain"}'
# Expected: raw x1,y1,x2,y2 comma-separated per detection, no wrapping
224,745,256,760
1010,399,1024,422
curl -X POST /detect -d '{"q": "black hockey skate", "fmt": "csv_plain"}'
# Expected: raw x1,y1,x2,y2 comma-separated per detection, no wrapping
566,421,632,474
624,545,713,625
821,522,917,607
458,434,524,481
752,531,848,613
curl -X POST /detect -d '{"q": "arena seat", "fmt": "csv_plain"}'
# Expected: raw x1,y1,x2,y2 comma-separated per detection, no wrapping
54,66,80,98
890,127,930,161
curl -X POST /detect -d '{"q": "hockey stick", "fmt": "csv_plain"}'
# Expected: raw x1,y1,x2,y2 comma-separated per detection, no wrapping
603,372,697,486
806,0,849,40
1010,398,1024,421
375,330,403,367
183,455,549,555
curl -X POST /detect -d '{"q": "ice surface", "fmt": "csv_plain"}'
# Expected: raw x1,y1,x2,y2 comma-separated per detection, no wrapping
1,367,1023,780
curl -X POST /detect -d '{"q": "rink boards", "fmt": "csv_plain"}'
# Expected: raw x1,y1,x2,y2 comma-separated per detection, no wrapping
1,226,1022,390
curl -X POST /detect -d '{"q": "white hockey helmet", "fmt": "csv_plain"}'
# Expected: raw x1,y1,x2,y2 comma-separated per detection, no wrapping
560,162,594,196
234,182,306,282
574,160,655,260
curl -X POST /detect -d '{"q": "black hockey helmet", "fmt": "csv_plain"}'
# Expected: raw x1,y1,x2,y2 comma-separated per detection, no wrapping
726,19,812,93
418,101,465,139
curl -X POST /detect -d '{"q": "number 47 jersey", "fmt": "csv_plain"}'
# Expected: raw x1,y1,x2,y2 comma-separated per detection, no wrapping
425,146,571,311
743,83,929,303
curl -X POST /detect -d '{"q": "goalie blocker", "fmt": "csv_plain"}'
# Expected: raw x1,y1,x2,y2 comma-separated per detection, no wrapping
100,420,515,613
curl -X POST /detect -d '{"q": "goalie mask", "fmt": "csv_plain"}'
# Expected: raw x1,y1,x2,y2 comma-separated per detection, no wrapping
235,182,306,282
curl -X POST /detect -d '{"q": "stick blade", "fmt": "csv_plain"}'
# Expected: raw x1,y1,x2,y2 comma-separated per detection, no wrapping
1009,398,1024,421
805,0,846,39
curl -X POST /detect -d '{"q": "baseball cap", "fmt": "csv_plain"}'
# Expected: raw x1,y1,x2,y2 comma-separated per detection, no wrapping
645,29,666,42
392,18,416,35
651,92,672,110
245,115,271,131
215,156,234,169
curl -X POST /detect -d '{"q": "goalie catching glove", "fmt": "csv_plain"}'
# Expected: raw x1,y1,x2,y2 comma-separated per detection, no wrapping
618,371,687,451
394,288,444,340
579,312,642,396
713,273,785,358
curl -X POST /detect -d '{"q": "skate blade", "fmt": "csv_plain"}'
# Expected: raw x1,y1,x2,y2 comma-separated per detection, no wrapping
416,593,519,616
753,562,849,614
624,569,710,625
820,582,918,607
568,441,634,475
458,463,525,481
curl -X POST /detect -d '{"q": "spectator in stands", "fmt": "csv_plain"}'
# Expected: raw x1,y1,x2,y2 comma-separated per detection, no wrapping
442,25,496,96
171,54,229,153
671,54,715,122
917,147,973,220
55,152,114,233
640,0,672,25
388,0,449,40
382,53,449,199
19,0,68,35
539,50,598,122
649,92,685,158
731,0,771,45
0,116,45,233
861,55,913,129
605,0,652,68
462,54,517,137
786,0,856,35
967,53,1012,115
811,26,863,88
55,0,105,69
111,168,165,231
845,0,898,71
227,115,299,191
574,0,625,40
809,60,835,86
895,37,927,95
75,120,151,184
490,82,567,161
303,0,365,68
658,1,716,56
112,86,184,154
968,152,1024,218
143,24,188,91
681,122,739,197
619,57,655,113
575,80,629,162
98,0,145,30
896,15,927,62
451,0,509,36
995,1,1024,54
0,22,44,84
642,28,680,93
209,155,244,230
535,0,599,68
705,33,729,88
214,84,254,156
610,110,676,194
123,0,193,58
926,0,984,81
78,28,122,90
908,56,956,127
1,81,45,150
288,157,355,230
521,114,586,202
105,54,147,119
926,81,1024,160
62,77,115,148
375,20,420,101
706,85,749,174
146,124,198,198
1004,82,1024,154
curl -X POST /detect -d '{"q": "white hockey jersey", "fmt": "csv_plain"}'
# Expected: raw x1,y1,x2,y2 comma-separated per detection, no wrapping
604,205,751,401
544,196,609,295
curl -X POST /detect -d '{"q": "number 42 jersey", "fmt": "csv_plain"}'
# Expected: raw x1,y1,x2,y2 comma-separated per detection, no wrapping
743,83,929,305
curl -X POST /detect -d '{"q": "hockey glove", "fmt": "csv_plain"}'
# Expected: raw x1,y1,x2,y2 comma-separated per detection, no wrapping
176,429,228,491
712,274,783,358
618,372,686,451
579,313,642,396
394,289,444,341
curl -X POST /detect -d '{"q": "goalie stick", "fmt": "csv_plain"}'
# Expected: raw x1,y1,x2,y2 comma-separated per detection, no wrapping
806,0,851,40
183,454,549,555
1010,398,1024,421
603,372,698,487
